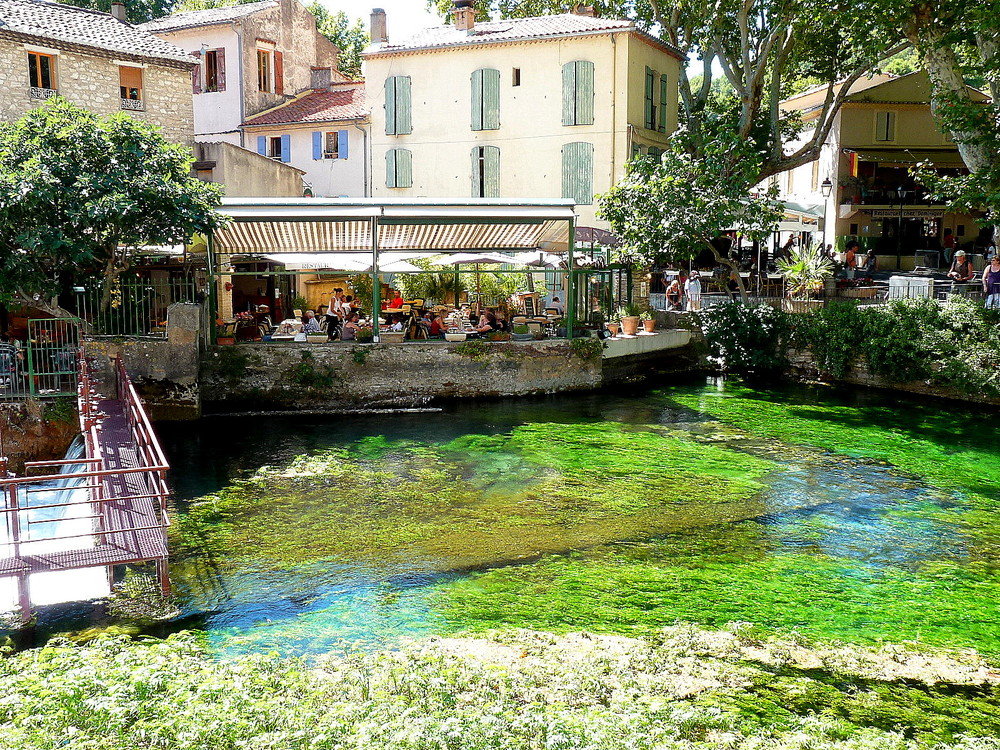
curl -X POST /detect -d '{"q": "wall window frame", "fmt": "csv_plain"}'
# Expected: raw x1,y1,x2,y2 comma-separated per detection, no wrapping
118,64,144,111
471,67,501,131
27,50,57,97
384,75,412,135
471,145,500,198
562,141,594,206
386,147,413,188
874,110,896,143
562,60,595,126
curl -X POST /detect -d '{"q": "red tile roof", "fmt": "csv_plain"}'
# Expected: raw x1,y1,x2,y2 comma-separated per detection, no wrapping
243,83,367,127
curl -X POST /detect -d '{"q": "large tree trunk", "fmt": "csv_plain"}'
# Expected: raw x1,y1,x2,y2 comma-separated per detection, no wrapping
708,242,749,303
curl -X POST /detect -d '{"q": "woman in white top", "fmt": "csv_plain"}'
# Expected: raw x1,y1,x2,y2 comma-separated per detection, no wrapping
684,271,703,311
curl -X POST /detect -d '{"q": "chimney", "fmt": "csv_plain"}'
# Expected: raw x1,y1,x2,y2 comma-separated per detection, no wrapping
571,4,596,16
110,0,127,21
453,0,475,32
370,8,388,44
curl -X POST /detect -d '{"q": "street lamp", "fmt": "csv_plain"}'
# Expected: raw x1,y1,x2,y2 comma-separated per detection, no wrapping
896,185,906,270
820,178,833,256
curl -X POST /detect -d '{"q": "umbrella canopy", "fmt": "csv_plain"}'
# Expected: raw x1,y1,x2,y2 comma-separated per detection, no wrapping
436,252,511,266
512,251,564,268
265,253,424,272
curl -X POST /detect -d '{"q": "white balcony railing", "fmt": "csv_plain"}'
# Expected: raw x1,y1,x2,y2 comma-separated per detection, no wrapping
29,87,58,100
121,98,145,111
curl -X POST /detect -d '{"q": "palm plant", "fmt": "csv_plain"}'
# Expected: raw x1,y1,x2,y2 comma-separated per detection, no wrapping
778,244,833,300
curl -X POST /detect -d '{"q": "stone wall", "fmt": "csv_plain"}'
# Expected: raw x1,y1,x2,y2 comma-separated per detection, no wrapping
0,400,78,474
0,38,194,144
83,303,203,420
201,340,604,412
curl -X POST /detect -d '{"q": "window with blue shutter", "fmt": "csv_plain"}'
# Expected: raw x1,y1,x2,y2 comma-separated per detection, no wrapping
279,134,290,163
312,131,323,160
386,148,412,188
561,142,594,205
385,75,412,135
471,145,500,197
337,130,349,159
658,74,668,133
644,67,655,130
471,68,500,131
562,60,595,126
256,135,267,155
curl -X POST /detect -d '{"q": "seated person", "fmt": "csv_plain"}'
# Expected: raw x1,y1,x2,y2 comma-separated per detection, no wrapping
341,313,360,341
549,296,564,314
947,250,976,282
860,250,878,277
342,295,355,317
302,310,321,334
389,314,405,332
428,313,443,337
475,311,500,334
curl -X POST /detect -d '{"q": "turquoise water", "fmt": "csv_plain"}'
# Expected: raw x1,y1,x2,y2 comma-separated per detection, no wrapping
151,378,1000,657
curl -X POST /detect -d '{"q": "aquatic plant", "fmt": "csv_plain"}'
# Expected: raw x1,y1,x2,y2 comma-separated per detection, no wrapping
2,627,999,749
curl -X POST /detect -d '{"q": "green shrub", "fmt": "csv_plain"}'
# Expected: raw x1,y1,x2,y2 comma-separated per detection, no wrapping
697,302,791,375
570,337,604,361
285,351,338,389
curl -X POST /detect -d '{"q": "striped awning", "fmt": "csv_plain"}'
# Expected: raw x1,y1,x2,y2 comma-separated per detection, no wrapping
211,199,575,262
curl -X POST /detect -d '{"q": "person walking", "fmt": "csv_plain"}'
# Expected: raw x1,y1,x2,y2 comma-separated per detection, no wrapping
684,271,702,311
983,254,1000,309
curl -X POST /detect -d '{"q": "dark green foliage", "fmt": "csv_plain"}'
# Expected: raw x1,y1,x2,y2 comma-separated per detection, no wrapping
697,302,790,375
43,397,77,425
204,346,254,385
453,339,493,361
350,347,370,366
569,337,604,362
285,351,338,389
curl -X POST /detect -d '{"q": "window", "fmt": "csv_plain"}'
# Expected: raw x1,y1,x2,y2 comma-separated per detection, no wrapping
644,66,656,130
119,65,143,110
957,224,966,237
384,76,412,135
257,134,290,162
472,145,500,197
875,111,896,142
561,142,594,205
386,148,412,188
313,130,349,160
658,74,668,134
27,52,56,96
203,49,225,92
562,60,594,126
257,49,272,92
849,223,859,235
268,136,282,159
471,68,501,131
512,68,521,86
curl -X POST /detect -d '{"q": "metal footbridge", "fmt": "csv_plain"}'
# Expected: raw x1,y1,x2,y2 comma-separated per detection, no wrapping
0,355,170,621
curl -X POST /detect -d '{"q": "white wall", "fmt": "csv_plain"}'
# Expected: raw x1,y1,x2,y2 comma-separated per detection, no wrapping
245,123,369,196
156,26,244,143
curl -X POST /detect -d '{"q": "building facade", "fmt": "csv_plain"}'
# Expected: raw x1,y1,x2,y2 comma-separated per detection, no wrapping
241,80,370,197
0,0,195,144
139,0,339,147
777,71,990,269
362,5,683,229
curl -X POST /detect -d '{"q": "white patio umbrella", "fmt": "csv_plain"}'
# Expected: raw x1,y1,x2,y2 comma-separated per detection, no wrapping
512,251,564,268
435,252,511,309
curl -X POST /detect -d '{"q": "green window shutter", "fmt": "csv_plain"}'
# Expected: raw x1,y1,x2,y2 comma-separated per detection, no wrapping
483,68,500,130
483,145,500,197
471,147,482,196
575,61,594,126
397,148,413,188
385,148,397,188
658,74,668,133
644,67,655,130
385,76,397,135
562,142,593,205
396,76,412,135
471,69,483,131
562,62,577,126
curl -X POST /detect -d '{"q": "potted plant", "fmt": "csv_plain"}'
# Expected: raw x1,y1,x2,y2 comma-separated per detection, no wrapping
215,325,235,345
355,327,374,343
777,245,833,314
606,321,620,337
617,303,642,336
511,324,532,341
488,331,511,342
640,308,656,333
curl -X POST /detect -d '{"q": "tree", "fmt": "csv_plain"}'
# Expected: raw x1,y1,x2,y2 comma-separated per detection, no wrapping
62,0,174,24
0,98,223,313
889,1,1000,224
307,3,369,81
599,128,783,300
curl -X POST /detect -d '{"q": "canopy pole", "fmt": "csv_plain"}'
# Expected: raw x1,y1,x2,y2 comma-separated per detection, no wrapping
566,216,576,340
207,231,219,345
371,216,381,343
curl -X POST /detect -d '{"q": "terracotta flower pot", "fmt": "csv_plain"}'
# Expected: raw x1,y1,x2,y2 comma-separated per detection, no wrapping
642,319,656,333
606,323,620,337
216,336,235,345
620,316,640,336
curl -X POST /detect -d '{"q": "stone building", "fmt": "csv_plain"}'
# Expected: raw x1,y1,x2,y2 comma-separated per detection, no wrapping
362,2,684,231
0,0,196,144
139,0,340,147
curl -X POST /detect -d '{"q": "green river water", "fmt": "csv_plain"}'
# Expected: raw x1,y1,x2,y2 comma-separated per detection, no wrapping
150,377,1000,658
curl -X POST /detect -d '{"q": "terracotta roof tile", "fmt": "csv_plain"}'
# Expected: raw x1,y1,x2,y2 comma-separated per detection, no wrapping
364,13,680,57
138,0,277,33
0,0,194,64
243,83,367,126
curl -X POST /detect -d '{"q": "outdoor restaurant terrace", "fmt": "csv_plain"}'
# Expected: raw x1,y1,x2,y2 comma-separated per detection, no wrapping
208,198,623,344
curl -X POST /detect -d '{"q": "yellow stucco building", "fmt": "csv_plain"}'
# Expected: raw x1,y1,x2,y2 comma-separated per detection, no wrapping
362,5,683,230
